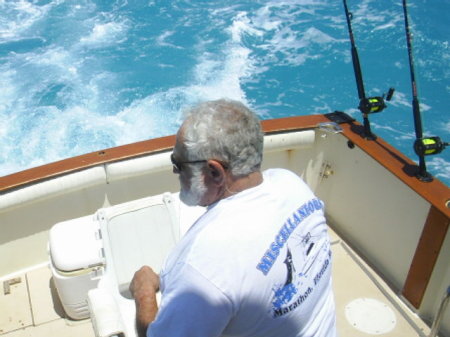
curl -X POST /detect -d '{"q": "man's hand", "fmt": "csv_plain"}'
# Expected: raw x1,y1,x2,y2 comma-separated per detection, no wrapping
130,266,160,337
130,266,160,299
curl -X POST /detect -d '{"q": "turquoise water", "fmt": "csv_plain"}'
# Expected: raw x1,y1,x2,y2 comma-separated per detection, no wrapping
0,0,449,185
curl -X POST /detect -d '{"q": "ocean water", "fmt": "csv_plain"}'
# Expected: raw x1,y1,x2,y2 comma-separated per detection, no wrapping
0,0,449,186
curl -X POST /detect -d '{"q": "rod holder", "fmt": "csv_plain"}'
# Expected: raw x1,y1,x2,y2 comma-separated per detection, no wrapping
428,286,450,337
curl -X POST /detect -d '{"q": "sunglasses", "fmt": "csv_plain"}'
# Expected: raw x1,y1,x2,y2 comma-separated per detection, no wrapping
170,154,207,173
170,154,229,173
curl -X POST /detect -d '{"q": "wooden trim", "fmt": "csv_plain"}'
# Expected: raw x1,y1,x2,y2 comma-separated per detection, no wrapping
261,114,329,133
0,135,176,192
402,206,450,308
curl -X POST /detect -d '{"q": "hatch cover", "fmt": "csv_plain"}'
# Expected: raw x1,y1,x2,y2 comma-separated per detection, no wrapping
345,298,396,334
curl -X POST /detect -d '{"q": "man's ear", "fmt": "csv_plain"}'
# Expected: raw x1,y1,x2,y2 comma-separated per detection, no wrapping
207,160,226,185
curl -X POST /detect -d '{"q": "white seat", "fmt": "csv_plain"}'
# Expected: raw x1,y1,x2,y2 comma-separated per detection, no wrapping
49,192,205,337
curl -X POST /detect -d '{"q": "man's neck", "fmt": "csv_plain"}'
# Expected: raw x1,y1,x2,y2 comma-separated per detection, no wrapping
223,170,263,198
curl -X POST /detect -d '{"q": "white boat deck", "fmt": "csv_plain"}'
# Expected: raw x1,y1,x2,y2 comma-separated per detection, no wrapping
0,226,431,337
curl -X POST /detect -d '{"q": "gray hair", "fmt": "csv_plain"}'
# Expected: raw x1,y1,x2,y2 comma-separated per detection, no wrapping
182,99,264,177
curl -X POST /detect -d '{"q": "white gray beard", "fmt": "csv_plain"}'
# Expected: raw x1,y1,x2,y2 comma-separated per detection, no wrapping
179,166,207,206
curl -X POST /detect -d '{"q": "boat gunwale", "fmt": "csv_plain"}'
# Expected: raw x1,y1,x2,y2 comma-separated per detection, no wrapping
0,113,448,217
0,114,326,193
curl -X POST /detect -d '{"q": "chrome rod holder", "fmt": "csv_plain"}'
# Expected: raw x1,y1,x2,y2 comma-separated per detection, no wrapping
317,122,343,134
428,286,450,337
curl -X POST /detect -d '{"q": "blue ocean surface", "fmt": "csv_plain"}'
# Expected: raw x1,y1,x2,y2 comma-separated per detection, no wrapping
0,0,448,186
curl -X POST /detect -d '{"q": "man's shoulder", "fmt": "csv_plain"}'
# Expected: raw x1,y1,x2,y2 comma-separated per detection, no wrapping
263,168,311,195
264,168,303,184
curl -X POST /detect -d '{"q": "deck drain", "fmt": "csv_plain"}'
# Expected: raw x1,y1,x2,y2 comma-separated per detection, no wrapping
345,298,396,334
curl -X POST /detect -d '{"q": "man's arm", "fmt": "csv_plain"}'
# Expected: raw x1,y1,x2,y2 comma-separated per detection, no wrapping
146,264,233,337
130,266,160,337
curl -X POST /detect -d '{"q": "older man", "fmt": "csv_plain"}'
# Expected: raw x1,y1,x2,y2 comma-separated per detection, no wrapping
130,99,337,337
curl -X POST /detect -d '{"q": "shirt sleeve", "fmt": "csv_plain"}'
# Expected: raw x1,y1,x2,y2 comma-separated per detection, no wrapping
147,263,233,337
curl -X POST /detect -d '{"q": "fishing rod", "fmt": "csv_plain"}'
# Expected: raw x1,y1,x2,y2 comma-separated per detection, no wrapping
402,0,448,182
343,0,394,140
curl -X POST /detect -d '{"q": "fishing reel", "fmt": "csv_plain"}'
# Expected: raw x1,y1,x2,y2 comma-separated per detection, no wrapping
414,136,449,157
358,88,395,115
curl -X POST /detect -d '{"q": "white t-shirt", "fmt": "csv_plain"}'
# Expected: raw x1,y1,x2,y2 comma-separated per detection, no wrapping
148,168,336,337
